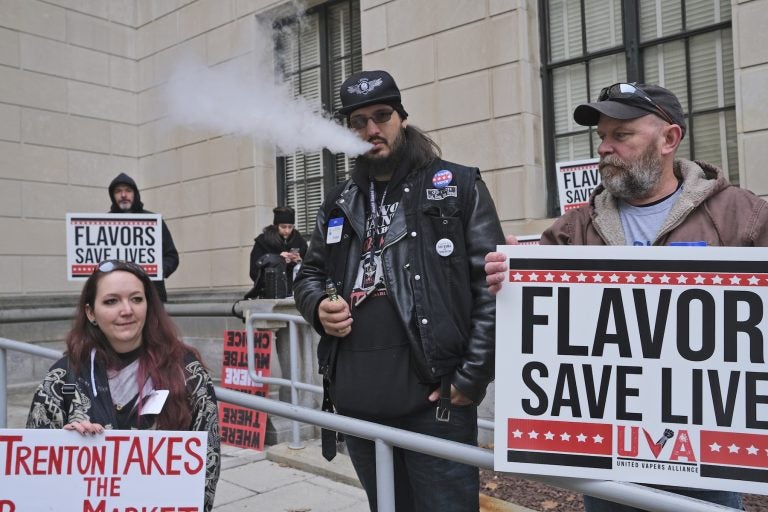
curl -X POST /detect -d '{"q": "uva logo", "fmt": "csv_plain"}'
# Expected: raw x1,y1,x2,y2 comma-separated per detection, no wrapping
617,426,697,462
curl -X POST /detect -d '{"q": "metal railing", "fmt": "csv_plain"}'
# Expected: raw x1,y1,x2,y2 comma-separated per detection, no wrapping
241,311,498,444
216,387,735,512
244,311,320,448
0,304,739,512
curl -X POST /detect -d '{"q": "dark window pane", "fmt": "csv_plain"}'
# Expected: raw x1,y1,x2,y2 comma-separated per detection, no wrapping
542,0,737,206
548,0,584,62
585,0,623,53
686,0,731,31
552,65,588,135
639,0,682,42
275,0,361,226
588,53,627,98
641,40,689,111
692,110,738,181
555,132,593,162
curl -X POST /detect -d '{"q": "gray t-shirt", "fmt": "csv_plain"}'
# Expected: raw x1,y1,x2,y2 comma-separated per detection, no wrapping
619,186,683,246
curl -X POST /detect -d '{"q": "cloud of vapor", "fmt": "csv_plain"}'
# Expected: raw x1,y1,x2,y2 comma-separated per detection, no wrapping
164,20,370,156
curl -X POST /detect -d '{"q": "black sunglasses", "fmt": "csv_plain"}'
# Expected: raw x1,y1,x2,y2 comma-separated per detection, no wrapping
598,82,675,125
349,109,395,130
97,259,147,275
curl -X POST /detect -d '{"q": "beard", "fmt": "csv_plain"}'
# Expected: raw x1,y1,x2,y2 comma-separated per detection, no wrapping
355,129,407,179
599,141,664,201
118,201,133,212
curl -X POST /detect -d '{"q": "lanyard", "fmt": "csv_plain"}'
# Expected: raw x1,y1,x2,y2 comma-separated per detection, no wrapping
367,180,389,267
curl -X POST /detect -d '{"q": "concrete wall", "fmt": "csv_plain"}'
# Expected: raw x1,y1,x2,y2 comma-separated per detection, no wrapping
0,0,285,297
134,0,284,292
2,0,766,296
5,0,763,450
0,0,139,295
733,0,768,197
360,0,547,237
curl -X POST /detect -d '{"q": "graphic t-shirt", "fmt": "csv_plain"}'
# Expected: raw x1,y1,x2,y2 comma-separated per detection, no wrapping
331,180,434,420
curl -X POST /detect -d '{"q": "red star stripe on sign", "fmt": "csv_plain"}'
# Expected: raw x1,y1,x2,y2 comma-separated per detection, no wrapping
70,219,157,225
71,264,158,276
508,270,768,287
508,418,612,456
72,264,98,275
701,431,768,468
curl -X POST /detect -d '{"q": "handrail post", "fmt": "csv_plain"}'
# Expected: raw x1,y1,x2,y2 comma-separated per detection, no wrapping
246,312,308,449
288,321,303,449
0,348,7,428
375,438,396,512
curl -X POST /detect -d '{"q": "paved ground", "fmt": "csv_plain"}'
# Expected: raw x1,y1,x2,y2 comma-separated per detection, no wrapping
214,443,369,511
3,385,528,512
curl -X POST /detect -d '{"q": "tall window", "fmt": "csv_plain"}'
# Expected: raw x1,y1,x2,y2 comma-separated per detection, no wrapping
274,0,361,232
541,0,735,216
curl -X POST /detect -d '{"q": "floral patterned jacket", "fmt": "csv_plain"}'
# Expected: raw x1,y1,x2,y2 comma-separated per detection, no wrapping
27,351,221,512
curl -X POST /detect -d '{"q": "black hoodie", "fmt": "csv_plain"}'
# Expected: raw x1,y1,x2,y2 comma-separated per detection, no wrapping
108,173,179,302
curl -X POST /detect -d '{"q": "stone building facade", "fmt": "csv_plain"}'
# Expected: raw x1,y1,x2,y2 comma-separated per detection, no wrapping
0,0,767,297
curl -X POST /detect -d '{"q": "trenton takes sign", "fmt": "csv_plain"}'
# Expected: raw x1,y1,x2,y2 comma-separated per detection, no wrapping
0,429,207,511
494,245,768,495
66,213,163,280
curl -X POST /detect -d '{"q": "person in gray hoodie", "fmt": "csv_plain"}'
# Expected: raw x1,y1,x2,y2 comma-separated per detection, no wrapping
108,173,179,302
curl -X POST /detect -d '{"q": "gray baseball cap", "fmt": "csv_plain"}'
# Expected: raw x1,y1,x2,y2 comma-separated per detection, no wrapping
573,83,686,138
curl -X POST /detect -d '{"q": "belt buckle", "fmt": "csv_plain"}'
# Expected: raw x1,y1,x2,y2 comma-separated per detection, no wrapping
435,399,451,423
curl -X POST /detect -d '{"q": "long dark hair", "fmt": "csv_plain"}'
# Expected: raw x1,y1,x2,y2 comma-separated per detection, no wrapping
402,124,442,170
66,260,203,430
354,123,442,179
261,224,302,249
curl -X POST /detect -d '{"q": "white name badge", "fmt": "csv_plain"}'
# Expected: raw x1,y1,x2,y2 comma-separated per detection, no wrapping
327,217,344,244
141,389,169,415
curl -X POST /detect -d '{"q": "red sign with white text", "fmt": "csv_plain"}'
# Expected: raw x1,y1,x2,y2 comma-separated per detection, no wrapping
219,330,271,451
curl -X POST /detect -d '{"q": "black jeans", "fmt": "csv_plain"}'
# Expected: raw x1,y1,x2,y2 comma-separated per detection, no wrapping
344,404,480,512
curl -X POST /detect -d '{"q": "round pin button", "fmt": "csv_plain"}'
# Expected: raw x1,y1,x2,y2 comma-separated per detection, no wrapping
435,238,454,257
432,169,453,189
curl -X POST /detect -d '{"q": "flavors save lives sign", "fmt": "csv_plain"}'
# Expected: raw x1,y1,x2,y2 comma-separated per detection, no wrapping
494,245,768,495
556,158,600,212
66,213,163,280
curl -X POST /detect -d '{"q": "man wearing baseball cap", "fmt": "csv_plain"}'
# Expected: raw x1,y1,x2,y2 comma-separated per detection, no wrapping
485,83,768,510
295,70,504,511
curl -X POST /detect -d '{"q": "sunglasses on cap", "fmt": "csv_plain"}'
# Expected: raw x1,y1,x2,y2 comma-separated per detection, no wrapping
97,260,147,275
598,82,676,126
348,109,395,130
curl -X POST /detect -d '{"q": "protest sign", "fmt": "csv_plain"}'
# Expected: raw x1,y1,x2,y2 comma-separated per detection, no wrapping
516,234,541,245
219,329,272,450
494,245,768,495
0,429,206,511
66,213,163,280
556,158,600,212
